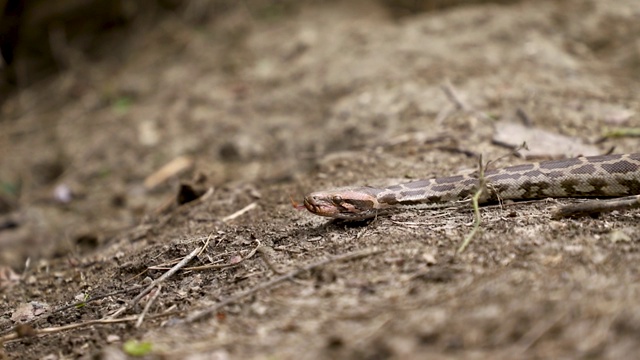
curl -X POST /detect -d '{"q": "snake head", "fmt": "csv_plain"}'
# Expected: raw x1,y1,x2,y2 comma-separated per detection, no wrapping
303,187,382,220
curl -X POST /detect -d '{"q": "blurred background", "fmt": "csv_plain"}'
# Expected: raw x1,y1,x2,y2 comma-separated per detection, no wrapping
1,0,640,358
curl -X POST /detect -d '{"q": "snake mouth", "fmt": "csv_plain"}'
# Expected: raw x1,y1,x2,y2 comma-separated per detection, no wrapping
302,197,316,213
302,191,380,220
303,196,337,217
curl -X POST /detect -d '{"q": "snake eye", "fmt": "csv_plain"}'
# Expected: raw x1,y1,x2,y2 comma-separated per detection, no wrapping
332,195,342,203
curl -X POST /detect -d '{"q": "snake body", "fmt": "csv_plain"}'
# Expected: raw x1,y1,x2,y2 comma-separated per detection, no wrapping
303,153,640,220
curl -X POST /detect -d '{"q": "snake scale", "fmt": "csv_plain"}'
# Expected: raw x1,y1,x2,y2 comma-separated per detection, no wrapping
302,153,640,220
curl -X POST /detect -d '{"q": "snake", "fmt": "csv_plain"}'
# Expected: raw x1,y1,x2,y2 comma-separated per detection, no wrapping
300,153,640,220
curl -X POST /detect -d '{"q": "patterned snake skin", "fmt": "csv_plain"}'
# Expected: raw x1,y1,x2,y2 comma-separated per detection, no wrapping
303,153,640,220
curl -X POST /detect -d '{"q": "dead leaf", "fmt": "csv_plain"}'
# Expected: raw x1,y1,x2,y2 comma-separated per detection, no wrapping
11,301,51,323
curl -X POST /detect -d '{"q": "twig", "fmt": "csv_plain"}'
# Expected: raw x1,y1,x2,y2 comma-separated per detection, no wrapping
131,246,201,307
440,80,493,123
515,308,569,353
441,81,469,111
485,142,528,169
180,240,260,271
136,285,162,328
145,240,259,272
457,154,486,254
222,202,257,223
186,248,384,323
0,311,179,343
197,233,213,257
144,156,194,190
515,107,533,127
0,285,144,338
109,243,205,319
52,285,143,314
552,195,640,219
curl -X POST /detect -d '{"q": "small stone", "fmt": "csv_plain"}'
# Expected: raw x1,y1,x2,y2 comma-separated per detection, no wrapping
106,334,121,343
609,229,631,243
564,244,583,255
251,302,268,316
422,252,437,265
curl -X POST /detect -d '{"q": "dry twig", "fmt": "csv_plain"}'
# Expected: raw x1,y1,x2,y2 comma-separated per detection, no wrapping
180,240,260,271
0,286,144,339
109,239,209,319
552,195,640,219
0,311,178,343
222,202,258,222
132,246,201,306
440,80,493,123
186,247,384,322
136,285,162,328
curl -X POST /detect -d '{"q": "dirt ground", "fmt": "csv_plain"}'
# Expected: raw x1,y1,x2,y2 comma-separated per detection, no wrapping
1,0,640,358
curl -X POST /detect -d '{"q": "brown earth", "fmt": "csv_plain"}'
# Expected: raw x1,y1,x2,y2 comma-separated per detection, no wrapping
1,0,640,359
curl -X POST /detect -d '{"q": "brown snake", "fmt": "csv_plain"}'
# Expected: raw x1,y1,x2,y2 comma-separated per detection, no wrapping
302,153,640,220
